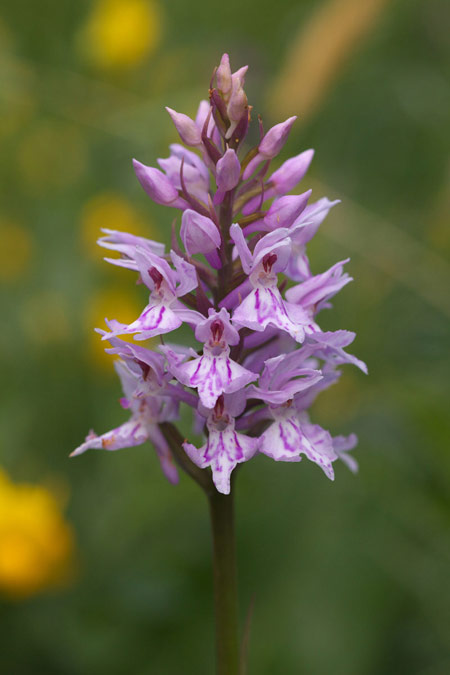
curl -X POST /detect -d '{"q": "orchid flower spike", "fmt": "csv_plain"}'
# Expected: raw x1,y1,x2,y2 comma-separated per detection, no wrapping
73,52,365,499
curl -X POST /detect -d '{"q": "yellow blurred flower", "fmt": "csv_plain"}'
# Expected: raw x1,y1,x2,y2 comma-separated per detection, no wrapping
78,0,162,69
0,470,74,599
84,286,155,371
80,192,156,261
0,219,33,283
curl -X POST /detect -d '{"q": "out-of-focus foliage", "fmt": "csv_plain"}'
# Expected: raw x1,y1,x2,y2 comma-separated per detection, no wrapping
0,0,449,673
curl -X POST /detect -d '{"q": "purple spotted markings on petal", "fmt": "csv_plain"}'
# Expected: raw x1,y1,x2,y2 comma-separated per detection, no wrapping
259,403,337,480
170,309,257,408
184,395,258,494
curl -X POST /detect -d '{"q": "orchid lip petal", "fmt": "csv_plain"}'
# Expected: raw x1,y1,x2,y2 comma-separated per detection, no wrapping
232,287,306,343
183,403,258,494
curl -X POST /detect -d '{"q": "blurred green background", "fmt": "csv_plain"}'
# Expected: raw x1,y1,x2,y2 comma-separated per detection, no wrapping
1,0,449,673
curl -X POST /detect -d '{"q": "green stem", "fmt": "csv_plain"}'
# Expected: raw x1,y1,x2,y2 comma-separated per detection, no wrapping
208,490,240,675
217,191,234,301
161,423,241,672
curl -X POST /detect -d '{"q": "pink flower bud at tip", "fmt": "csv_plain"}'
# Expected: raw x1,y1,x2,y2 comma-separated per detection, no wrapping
216,53,232,96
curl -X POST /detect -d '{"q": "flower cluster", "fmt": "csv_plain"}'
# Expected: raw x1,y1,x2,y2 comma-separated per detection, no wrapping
72,54,366,494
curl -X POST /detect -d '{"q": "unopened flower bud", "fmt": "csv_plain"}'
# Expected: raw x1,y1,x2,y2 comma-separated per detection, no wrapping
133,159,186,207
232,65,248,88
263,191,311,230
216,149,241,192
166,107,202,147
216,53,232,96
259,117,297,158
242,117,297,180
241,149,314,215
181,209,221,257
227,84,247,123
226,66,248,139
270,149,315,195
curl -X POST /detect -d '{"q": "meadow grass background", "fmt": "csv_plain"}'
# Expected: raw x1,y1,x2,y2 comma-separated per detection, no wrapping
1,0,449,672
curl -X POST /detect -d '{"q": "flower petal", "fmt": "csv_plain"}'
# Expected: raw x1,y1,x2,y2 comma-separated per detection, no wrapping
184,428,258,494
173,352,256,408
70,419,148,457
260,411,337,480
104,302,182,341
232,287,306,343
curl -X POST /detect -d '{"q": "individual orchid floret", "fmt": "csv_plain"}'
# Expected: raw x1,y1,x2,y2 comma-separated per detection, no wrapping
257,396,357,481
241,348,339,478
215,149,241,204
246,349,323,406
242,149,314,216
71,360,179,484
285,259,352,333
180,209,221,268
167,308,257,408
158,144,210,205
258,403,337,479
133,159,189,209
243,116,297,180
165,107,202,147
102,335,170,395
103,248,202,341
183,393,258,494
284,197,340,281
230,225,309,342
244,343,361,479
101,335,197,409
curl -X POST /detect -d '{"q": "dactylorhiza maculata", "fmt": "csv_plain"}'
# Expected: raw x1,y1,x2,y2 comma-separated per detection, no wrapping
71,53,367,495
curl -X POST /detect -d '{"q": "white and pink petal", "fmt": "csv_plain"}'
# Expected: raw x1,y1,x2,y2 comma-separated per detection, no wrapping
184,428,258,494
174,352,256,408
232,287,307,343
70,419,148,457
